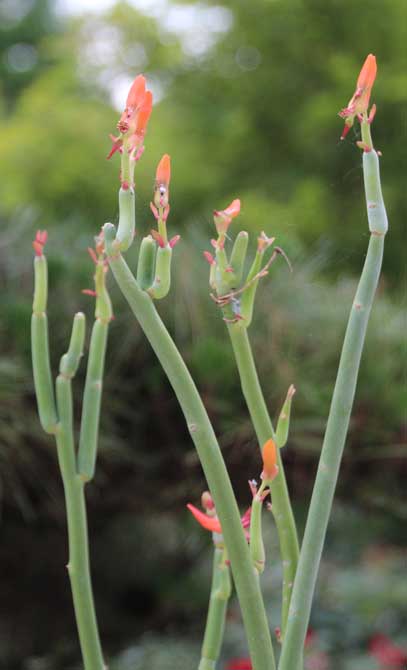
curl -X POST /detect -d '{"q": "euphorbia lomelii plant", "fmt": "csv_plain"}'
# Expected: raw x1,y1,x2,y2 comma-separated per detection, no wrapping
32,56,388,670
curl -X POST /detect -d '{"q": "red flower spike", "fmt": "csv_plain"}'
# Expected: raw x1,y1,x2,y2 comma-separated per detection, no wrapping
110,74,153,159
187,504,222,533
32,230,48,256
339,54,377,134
261,438,279,481
82,289,97,297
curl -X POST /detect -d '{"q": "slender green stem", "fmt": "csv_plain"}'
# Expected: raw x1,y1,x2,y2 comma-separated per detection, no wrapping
227,324,300,640
54,316,105,670
103,223,275,670
78,318,109,482
199,547,231,670
278,231,385,670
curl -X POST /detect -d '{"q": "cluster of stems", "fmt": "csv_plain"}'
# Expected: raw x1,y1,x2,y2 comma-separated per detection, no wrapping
31,55,387,670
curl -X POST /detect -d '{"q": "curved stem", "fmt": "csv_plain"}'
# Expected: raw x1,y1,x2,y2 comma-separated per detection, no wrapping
227,324,300,639
278,232,385,670
104,226,275,670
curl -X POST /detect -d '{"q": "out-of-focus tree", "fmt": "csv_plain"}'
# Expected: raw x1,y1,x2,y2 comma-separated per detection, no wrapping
0,0,57,109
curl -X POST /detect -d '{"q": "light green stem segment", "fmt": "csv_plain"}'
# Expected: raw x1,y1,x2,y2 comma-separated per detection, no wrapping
199,547,232,670
137,236,156,289
278,233,385,670
240,250,262,326
250,494,266,574
116,187,136,251
148,245,172,299
363,150,388,234
32,256,58,434
275,386,296,449
227,324,299,639
78,318,109,482
103,223,275,670
55,373,105,670
230,231,249,285
60,313,86,378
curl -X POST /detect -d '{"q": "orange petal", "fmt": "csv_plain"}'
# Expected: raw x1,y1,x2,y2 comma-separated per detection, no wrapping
357,54,377,91
224,198,241,219
262,438,278,480
126,74,146,108
187,504,222,533
156,153,171,186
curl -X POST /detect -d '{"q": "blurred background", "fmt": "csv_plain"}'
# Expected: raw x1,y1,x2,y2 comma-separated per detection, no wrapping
0,0,406,668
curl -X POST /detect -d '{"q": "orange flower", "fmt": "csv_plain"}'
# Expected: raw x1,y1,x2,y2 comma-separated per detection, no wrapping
261,438,279,481
107,74,153,159
339,54,377,138
153,154,171,209
213,198,241,236
187,502,251,535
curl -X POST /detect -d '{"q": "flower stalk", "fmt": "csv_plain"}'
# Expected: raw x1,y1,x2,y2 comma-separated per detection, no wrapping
32,235,107,670
103,222,276,670
278,57,386,670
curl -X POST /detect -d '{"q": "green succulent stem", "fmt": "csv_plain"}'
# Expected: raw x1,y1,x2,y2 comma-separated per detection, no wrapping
55,373,105,670
278,158,386,670
32,252,105,669
198,547,232,670
227,323,300,640
103,222,275,670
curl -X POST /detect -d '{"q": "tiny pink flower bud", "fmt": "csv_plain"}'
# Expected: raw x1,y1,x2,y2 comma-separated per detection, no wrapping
82,289,97,297
169,234,180,249
201,491,215,510
203,251,216,266
32,230,48,256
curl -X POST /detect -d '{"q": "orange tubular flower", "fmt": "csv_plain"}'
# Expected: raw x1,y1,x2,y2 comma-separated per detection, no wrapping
154,154,171,209
187,502,252,536
213,198,241,236
107,74,153,159
339,54,377,138
261,438,279,481
187,504,222,533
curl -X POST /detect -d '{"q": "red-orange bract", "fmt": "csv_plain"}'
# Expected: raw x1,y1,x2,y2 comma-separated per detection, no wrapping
261,438,278,481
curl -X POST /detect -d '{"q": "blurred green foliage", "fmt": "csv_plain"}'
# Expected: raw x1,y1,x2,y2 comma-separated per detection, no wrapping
0,0,406,667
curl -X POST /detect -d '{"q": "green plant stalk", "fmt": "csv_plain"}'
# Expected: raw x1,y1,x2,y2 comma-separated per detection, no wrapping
198,547,232,670
278,163,386,669
103,223,275,670
78,318,109,481
32,255,58,434
227,323,299,639
55,372,105,670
